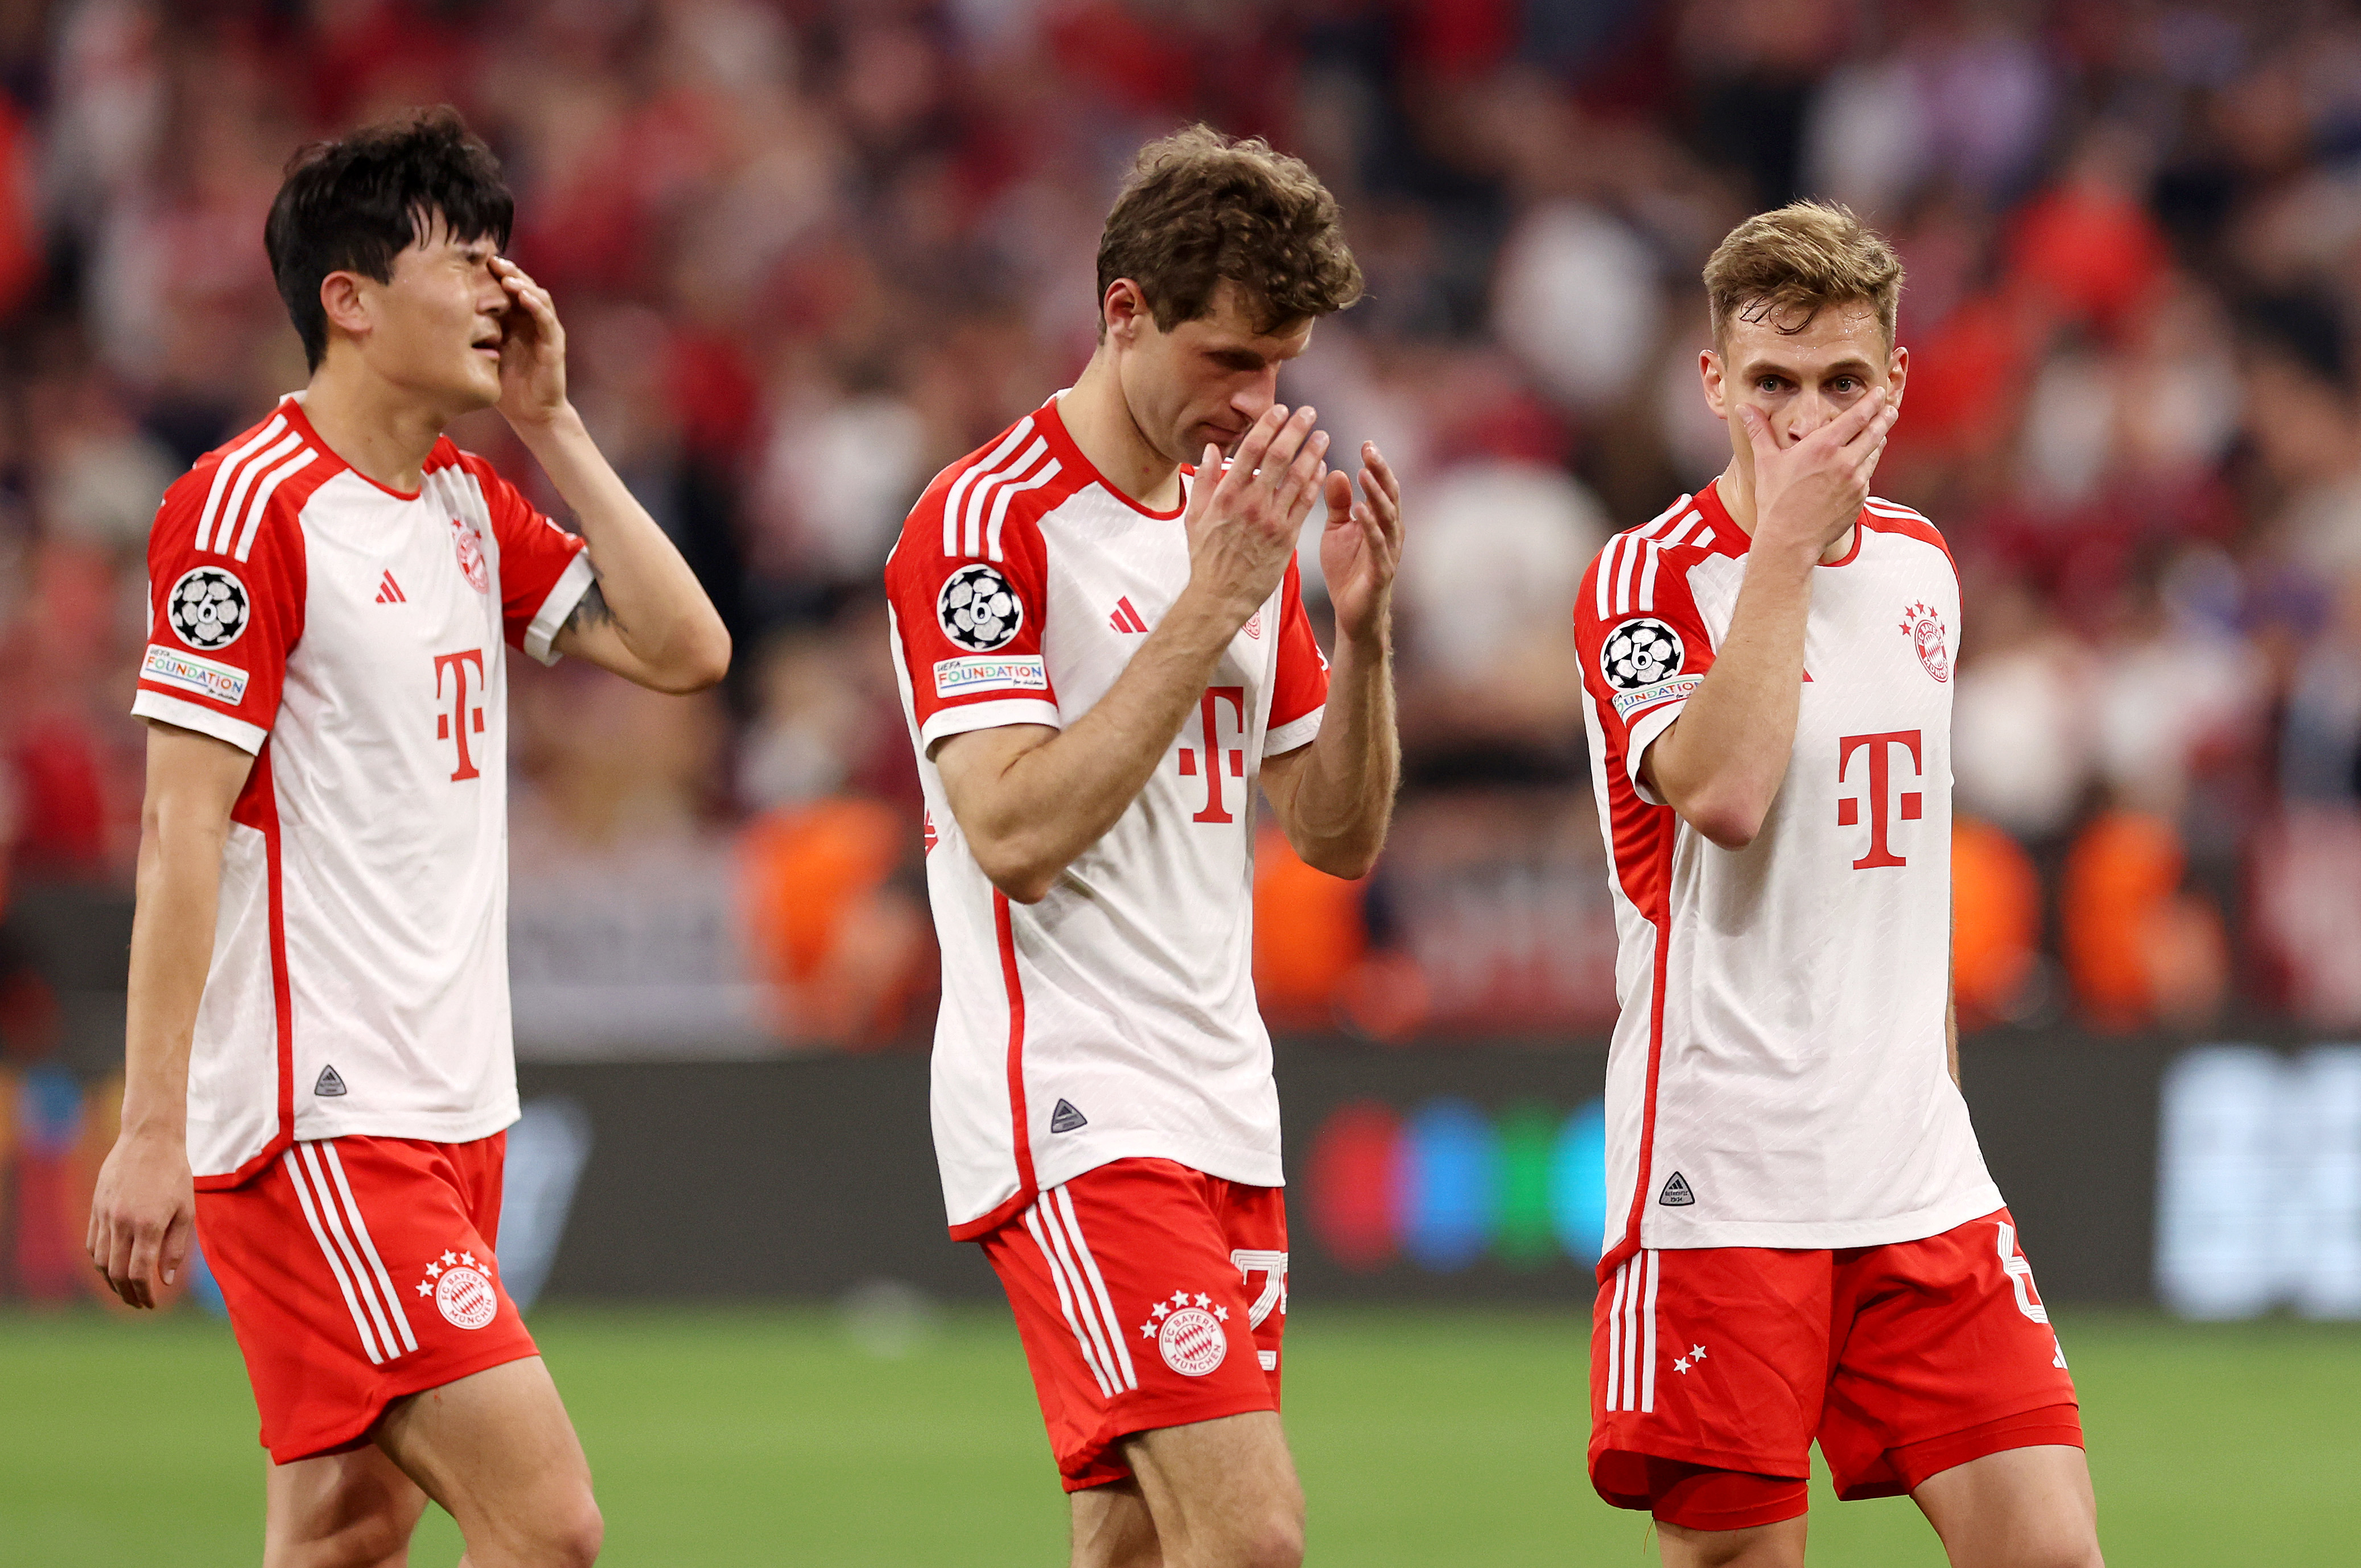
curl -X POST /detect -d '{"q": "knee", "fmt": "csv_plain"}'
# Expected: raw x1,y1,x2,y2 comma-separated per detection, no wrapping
1236,1499,1304,1568
540,1494,604,1568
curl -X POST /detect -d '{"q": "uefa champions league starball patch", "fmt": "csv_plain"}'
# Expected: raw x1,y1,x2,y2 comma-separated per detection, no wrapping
937,562,1023,653
417,1248,499,1330
1900,601,1950,682
165,566,252,651
1600,616,1684,690
1140,1287,1230,1377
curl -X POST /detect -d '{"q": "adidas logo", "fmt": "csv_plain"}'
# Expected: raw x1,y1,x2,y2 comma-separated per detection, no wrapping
1658,1171,1695,1207
1048,1098,1088,1134
314,1064,347,1097
1109,597,1148,634
374,570,407,604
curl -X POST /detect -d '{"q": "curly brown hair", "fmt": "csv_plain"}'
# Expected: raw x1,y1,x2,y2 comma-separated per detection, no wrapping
1095,125,1363,337
1704,201,1905,350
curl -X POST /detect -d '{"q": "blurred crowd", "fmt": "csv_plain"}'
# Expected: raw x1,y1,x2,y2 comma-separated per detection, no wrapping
4,0,2361,1067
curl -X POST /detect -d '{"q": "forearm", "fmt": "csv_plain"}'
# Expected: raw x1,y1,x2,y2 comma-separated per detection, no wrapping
949,592,1241,900
1645,537,1818,847
513,406,727,684
1275,628,1397,877
118,820,225,1141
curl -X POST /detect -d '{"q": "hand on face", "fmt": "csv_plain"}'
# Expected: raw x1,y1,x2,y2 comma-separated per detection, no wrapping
1182,403,1330,628
1739,385,1899,558
490,255,569,427
1320,441,1402,645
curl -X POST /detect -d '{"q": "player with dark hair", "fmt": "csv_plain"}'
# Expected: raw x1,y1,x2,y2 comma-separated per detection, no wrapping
87,107,727,1566
1573,201,2102,1566
884,125,1400,1567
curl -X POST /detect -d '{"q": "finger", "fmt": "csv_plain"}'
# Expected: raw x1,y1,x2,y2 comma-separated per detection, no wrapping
1275,428,1333,520
162,1211,193,1289
126,1222,162,1306
1225,407,1290,493
1737,405,1779,461
1322,467,1354,521
1361,442,1401,506
1256,406,1318,487
1823,385,1888,449
1186,444,1222,515
106,1224,142,1307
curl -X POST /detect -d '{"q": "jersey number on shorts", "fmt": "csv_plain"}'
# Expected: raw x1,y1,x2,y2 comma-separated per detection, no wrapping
1230,1248,1287,1328
1180,686,1248,824
1997,1221,2049,1324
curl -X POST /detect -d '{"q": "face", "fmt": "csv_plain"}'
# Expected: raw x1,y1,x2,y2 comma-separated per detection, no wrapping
1702,298,1906,467
1106,279,1314,465
327,216,511,412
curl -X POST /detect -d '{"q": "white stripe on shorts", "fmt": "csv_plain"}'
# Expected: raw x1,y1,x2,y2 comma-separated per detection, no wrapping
1024,1200,1119,1398
282,1145,387,1365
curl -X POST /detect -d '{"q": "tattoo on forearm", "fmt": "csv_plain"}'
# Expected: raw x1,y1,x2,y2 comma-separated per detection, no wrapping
566,580,613,634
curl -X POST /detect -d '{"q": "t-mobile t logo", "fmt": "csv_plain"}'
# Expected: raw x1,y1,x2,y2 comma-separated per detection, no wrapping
435,648,488,782
1180,686,1247,823
1836,729,1923,869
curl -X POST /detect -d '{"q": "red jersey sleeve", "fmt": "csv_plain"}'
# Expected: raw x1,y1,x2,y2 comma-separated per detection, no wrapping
1264,555,1329,756
459,449,594,666
884,463,1058,757
131,464,307,754
1575,530,1717,803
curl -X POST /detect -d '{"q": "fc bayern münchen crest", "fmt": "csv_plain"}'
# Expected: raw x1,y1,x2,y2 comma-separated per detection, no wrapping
166,566,251,651
1141,1287,1230,1377
938,562,1023,652
1900,600,1950,683
451,518,490,593
418,1247,499,1331
1600,616,1684,691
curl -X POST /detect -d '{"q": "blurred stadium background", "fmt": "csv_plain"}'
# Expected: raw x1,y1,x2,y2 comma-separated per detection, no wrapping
2,0,2359,1561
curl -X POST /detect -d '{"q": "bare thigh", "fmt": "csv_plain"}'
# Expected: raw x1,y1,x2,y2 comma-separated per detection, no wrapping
373,1356,603,1568
1068,1411,1303,1568
1913,1445,2103,1568
265,1444,432,1568
1655,1515,1808,1568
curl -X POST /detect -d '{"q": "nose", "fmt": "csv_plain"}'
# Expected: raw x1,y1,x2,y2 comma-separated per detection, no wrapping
1784,388,1831,444
1233,366,1280,422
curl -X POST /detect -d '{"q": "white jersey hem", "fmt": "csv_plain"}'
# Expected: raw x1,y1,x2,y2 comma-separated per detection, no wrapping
919,698,1062,753
1264,705,1324,758
281,1099,520,1154
132,690,266,754
1634,1181,2004,1253
1031,1130,1287,1202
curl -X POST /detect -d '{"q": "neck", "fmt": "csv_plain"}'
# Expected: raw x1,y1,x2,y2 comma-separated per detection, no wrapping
1060,345,1182,510
1715,452,1856,565
297,354,451,496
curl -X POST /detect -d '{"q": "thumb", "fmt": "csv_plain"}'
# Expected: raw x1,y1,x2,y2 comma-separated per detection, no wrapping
1737,405,1777,460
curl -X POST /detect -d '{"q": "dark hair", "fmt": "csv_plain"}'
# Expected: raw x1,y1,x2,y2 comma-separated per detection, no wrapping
1095,125,1362,338
264,107,513,370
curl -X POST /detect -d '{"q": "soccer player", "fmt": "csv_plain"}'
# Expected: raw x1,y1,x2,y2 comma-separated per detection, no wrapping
884,127,1400,1568
85,110,727,1567
1573,203,2103,1568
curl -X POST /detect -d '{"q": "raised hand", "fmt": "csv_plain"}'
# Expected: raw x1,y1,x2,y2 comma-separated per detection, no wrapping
1182,403,1332,628
1741,386,1898,559
492,255,569,427
1319,441,1402,646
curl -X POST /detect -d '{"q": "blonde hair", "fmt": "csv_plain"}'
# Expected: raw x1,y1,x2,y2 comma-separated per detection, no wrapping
1703,201,1903,348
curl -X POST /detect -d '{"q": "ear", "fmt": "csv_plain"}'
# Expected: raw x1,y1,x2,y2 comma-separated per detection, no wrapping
1102,279,1150,348
318,270,373,347
1885,344,1909,410
1700,346,1728,423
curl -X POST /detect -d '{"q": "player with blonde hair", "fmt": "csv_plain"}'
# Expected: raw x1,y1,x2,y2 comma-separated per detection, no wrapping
1573,201,2103,1567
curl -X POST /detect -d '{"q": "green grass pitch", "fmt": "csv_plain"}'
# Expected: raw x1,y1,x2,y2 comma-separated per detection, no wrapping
2,1304,2354,1563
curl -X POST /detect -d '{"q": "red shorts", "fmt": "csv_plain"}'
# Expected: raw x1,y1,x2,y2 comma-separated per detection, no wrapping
195,1134,539,1464
979,1158,1288,1491
1590,1207,2082,1531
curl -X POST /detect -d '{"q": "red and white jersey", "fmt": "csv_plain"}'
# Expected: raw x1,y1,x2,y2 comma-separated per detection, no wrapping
131,395,594,1189
1575,478,2000,1267
884,393,1330,1237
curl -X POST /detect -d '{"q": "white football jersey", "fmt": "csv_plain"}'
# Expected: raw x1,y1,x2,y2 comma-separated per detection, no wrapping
1575,478,2001,1266
131,395,593,1187
885,393,1329,1236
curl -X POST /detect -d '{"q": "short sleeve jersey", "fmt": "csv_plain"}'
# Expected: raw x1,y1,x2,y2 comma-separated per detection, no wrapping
1573,479,2000,1268
132,395,594,1187
884,393,1329,1237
